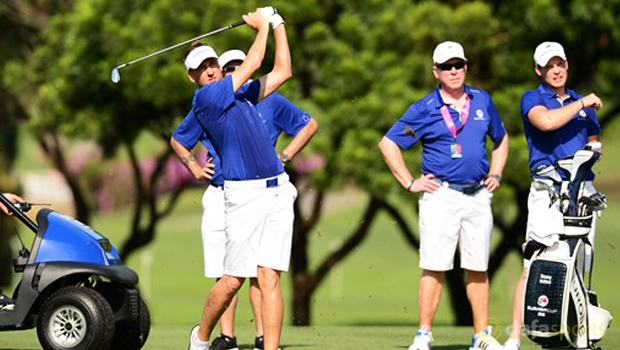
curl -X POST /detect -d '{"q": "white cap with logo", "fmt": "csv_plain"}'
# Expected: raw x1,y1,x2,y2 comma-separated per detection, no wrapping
184,45,219,71
534,42,567,67
433,41,468,64
219,49,247,68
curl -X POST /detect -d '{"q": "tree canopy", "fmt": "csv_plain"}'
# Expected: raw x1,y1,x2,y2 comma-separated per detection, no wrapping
4,0,620,325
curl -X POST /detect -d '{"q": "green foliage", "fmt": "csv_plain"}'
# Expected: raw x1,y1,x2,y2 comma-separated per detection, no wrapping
6,0,620,189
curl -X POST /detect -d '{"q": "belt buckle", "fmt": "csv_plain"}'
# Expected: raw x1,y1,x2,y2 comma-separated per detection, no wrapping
266,178,278,188
463,184,481,195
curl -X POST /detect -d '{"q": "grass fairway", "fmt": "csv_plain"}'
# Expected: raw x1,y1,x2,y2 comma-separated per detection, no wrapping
2,188,617,349
0,325,618,349
4,121,620,349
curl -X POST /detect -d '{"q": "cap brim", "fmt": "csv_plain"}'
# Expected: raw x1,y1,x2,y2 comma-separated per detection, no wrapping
536,52,566,67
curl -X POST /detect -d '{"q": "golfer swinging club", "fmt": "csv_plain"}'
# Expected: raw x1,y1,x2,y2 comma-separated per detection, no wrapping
182,8,294,350
172,47,317,350
379,41,508,350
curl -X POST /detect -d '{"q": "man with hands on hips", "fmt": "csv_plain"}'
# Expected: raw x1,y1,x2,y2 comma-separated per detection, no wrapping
379,41,508,350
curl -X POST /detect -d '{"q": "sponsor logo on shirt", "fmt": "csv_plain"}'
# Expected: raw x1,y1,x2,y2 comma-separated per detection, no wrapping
404,126,416,137
578,110,587,119
474,109,485,120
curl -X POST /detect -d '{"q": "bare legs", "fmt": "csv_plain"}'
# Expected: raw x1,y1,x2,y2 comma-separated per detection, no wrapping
418,269,490,333
197,268,281,350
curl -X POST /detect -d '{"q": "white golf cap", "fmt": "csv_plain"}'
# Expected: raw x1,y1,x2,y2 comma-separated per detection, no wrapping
433,41,467,64
184,45,218,71
534,41,567,67
219,49,247,68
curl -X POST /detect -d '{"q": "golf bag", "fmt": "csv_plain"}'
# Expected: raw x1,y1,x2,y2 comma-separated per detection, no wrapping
523,145,613,350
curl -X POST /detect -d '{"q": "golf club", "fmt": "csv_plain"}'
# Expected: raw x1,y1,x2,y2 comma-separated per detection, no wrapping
111,20,245,83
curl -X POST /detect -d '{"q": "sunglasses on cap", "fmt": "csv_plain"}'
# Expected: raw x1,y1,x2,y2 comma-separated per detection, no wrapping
435,61,466,71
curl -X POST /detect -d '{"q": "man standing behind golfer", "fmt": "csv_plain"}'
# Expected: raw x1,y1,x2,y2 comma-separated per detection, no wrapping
172,48,317,350
379,41,508,350
183,8,294,350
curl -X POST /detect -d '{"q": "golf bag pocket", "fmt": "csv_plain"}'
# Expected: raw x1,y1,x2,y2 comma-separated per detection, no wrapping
523,241,590,349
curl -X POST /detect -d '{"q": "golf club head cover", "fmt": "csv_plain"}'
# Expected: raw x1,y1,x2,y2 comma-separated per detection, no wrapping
258,6,284,29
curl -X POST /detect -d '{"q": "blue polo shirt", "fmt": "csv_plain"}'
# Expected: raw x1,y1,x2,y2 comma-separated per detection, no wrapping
192,75,284,181
258,92,312,144
172,110,225,187
521,84,600,180
385,85,506,184
176,84,311,184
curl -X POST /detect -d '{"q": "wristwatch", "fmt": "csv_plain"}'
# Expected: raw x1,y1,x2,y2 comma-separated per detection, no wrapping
279,151,291,164
489,174,502,182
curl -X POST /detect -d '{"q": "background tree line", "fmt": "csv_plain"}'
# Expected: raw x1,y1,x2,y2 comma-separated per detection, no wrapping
1,0,620,326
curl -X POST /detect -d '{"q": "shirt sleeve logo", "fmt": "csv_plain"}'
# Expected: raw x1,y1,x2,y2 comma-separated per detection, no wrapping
404,126,416,137
474,109,485,120
579,110,587,118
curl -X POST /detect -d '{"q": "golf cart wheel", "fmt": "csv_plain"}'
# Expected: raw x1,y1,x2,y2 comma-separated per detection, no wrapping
37,286,114,350
110,294,151,349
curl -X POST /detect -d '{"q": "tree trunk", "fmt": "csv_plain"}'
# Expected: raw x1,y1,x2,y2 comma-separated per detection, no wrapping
292,274,313,326
290,192,382,326
119,143,185,260
38,132,91,224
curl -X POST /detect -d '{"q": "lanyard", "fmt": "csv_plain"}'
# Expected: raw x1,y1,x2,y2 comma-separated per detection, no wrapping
439,96,470,139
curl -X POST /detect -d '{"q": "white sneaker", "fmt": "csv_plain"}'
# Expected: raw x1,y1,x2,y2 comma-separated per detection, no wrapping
408,328,433,350
502,338,521,350
469,326,502,350
188,325,209,350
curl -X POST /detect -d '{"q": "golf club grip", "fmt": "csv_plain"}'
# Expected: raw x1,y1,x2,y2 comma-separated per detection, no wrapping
230,20,246,28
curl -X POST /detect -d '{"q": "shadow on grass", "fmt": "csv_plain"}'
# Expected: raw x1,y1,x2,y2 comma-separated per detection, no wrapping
347,321,458,327
396,346,469,350
239,344,315,349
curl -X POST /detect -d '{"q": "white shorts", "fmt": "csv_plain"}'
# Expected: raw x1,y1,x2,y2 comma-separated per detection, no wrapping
223,173,297,278
418,186,493,272
200,185,226,278
524,180,597,269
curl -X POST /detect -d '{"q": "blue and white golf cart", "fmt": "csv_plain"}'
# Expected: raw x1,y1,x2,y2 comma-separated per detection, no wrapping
0,193,150,350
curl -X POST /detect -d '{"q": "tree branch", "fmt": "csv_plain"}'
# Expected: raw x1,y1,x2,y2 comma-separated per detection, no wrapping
311,197,382,291
378,198,420,250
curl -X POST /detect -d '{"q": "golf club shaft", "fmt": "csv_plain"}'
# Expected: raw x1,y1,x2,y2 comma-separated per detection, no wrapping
117,20,246,70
